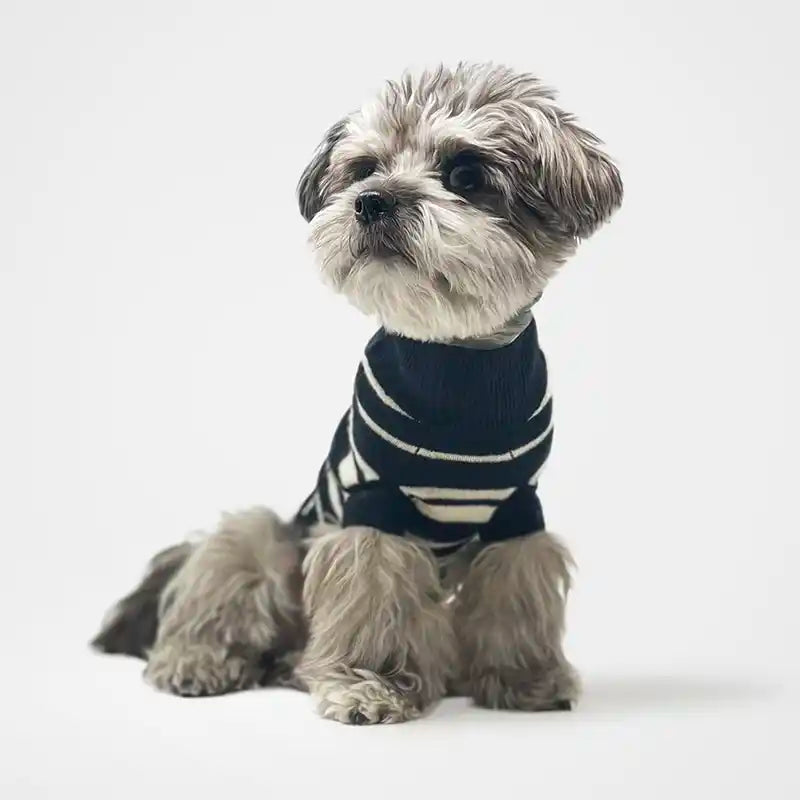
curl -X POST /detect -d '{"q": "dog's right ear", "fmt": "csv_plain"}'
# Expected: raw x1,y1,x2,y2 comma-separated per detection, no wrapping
297,119,347,222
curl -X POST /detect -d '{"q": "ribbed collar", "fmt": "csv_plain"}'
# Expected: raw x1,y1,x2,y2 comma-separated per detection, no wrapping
447,308,533,349
364,316,546,429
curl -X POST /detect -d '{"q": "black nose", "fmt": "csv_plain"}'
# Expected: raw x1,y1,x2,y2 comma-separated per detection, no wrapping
354,190,395,224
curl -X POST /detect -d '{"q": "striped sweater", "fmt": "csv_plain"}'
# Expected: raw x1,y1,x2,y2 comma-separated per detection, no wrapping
295,317,553,557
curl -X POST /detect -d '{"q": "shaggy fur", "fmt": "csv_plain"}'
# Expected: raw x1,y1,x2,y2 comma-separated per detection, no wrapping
144,508,305,696
454,533,579,709
297,528,457,723
93,62,622,723
92,542,193,658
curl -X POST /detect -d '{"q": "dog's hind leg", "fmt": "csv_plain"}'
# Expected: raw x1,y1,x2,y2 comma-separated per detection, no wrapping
297,527,457,724
95,507,306,697
454,532,580,711
145,507,306,697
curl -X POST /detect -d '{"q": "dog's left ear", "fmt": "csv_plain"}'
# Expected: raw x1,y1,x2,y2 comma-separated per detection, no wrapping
296,118,347,222
534,116,623,239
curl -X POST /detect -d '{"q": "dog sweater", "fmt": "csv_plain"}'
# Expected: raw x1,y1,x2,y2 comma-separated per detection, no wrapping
295,317,553,556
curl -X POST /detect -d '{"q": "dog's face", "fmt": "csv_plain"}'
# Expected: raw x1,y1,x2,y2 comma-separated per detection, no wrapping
297,63,622,341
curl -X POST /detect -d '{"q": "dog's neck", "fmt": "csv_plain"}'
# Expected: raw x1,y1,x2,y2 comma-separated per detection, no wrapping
447,307,533,350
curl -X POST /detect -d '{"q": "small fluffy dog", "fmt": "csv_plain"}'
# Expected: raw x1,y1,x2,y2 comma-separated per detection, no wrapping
93,63,622,724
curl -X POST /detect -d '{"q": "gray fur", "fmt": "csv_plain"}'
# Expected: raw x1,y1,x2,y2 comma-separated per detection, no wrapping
94,62,622,723
297,527,457,723
144,508,306,696
454,532,580,709
297,119,348,222
92,542,193,658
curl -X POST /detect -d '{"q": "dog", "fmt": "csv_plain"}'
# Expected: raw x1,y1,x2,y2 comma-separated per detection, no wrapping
93,62,623,724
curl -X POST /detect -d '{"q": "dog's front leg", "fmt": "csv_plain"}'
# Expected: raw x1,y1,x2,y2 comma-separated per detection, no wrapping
297,527,456,724
454,532,579,710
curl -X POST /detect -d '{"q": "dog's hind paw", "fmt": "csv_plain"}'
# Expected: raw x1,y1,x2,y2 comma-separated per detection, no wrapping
144,643,261,697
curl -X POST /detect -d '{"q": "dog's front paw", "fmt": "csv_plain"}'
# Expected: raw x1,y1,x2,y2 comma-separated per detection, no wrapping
310,671,423,724
468,663,580,711
144,643,261,697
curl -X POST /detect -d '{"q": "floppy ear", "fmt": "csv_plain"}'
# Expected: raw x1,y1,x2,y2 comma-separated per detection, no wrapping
296,119,347,222
535,116,623,239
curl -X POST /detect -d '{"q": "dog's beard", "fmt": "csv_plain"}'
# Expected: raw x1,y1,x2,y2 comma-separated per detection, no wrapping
309,195,560,341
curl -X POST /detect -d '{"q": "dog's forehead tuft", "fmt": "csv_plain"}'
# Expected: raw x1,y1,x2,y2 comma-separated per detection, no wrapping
342,63,558,165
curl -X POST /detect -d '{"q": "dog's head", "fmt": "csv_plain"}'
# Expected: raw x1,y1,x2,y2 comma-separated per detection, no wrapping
297,63,622,341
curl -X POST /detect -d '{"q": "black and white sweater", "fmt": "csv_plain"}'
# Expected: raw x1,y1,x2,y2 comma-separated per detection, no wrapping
295,317,553,557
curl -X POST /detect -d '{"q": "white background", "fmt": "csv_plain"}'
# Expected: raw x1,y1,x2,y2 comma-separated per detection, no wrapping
2,1,798,797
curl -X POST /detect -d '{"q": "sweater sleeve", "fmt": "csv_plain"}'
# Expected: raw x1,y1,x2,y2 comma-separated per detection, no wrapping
480,485,546,542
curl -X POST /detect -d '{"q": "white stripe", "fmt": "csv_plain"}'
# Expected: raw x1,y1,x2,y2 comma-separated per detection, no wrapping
527,388,551,421
401,486,515,501
356,398,553,463
313,490,324,522
325,464,343,520
300,494,316,516
509,422,554,458
528,460,548,486
347,407,379,480
411,498,497,524
336,452,359,488
361,356,414,419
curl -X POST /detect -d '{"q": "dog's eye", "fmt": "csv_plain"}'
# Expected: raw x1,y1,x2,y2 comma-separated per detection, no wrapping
352,159,377,182
445,161,483,193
